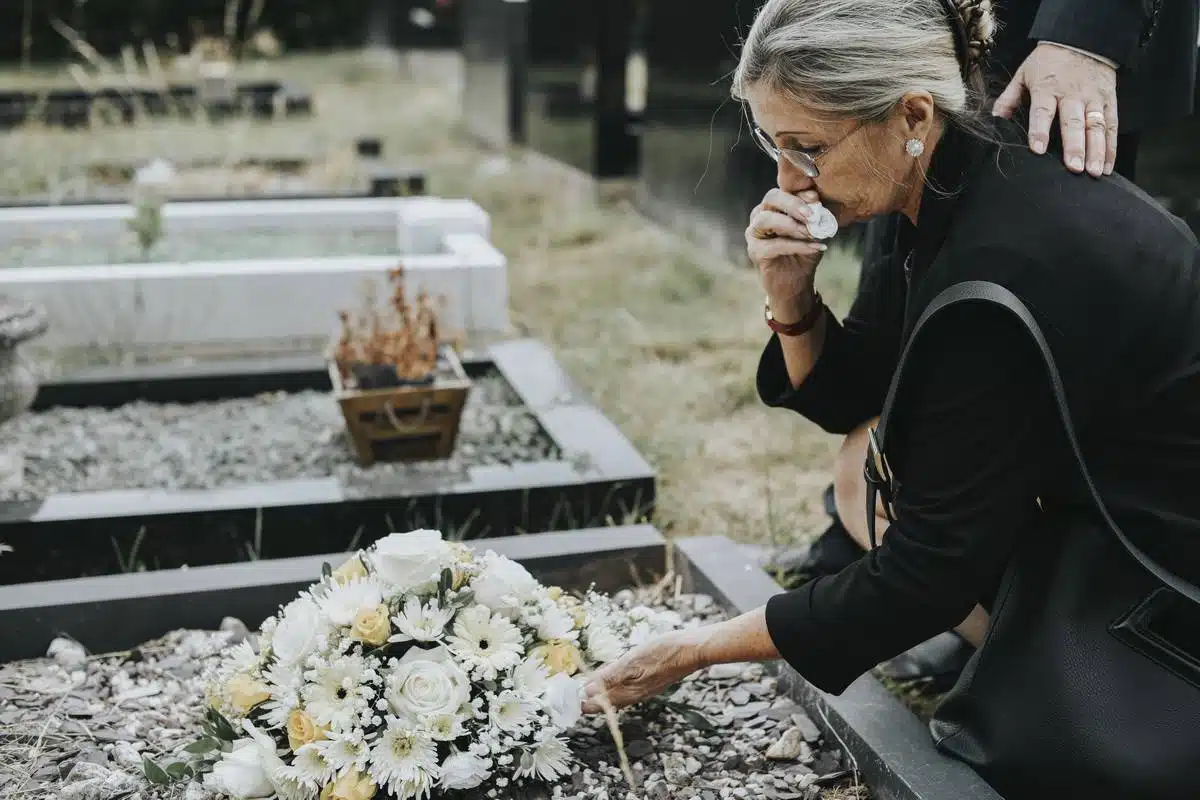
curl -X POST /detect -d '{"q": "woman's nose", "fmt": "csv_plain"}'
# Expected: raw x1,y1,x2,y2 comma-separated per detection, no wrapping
777,160,816,195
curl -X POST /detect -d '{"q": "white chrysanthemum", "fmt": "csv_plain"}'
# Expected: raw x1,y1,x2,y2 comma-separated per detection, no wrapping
535,605,578,643
427,711,468,742
260,660,304,729
319,576,384,627
439,749,493,790
470,551,541,618
585,625,626,663
368,722,439,798
515,737,572,781
446,606,524,679
225,641,259,672
512,657,550,696
388,596,455,644
543,673,584,731
302,654,374,731
312,732,370,776
289,744,336,789
272,595,327,667
489,689,537,734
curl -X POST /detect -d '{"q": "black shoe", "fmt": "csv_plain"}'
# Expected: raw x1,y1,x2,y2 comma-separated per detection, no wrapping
877,632,976,692
770,486,863,587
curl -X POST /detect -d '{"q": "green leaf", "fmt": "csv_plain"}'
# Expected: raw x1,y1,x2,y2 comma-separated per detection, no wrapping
438,567,453,601
678,707,716,732
182,737,220,754
164,761,194,779
205,708,238,741
322,561,333,580
142,757,173,785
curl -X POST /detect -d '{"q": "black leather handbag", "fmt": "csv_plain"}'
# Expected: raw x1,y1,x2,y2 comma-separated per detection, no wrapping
864,281,1200,799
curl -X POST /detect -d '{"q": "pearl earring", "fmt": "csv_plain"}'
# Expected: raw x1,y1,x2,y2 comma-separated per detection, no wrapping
905,138,925,157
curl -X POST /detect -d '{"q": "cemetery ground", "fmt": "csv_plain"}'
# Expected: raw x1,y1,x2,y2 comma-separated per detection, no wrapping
2,49,863,556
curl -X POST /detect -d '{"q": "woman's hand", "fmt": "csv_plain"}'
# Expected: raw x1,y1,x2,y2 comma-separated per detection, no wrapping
746,187,827,322
580,629,708,714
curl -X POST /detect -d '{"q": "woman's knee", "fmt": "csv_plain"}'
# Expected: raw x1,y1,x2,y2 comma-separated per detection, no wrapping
832,418,877,530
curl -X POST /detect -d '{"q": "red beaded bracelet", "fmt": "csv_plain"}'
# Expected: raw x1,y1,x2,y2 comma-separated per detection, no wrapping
764,292,825,336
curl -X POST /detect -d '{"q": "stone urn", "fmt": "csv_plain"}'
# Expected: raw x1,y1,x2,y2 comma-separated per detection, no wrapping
0,295,48,424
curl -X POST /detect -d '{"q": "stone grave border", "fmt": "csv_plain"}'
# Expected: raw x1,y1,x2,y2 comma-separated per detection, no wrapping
0,80,313,130
0,196,508,347
0,137,425,208
0,525,1002,800
0,339,655,585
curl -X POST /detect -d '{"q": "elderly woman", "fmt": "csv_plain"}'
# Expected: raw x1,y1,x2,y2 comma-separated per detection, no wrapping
582,0,1200,797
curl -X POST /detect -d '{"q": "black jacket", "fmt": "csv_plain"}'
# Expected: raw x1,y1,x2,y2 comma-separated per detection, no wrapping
986,0,1199,130
758,118,1200,695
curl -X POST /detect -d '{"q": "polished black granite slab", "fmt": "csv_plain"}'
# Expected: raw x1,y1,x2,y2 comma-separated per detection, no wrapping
633,0,778,264
461,0,529,149
521,0,640,177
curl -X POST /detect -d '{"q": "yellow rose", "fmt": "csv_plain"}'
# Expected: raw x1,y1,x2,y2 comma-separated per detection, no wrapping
451,542,473,563
546,586,563,601
570,607,588,629
225,673,271,715
320,771,377,800
286,709,328,753
532,639,583,676
350,604,391,647
332,555,368,584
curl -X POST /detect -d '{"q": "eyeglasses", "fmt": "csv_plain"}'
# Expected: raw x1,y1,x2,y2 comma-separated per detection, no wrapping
751,121,867,179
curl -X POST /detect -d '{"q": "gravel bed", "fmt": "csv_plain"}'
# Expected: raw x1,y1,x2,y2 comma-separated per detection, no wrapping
0,593,867,800
1,228,405,269
0,370,560,501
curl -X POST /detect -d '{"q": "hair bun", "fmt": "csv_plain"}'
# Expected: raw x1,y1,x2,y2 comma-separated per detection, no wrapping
951,0,997,66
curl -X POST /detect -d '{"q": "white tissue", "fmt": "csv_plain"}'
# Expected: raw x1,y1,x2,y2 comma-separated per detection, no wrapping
806,202,839,240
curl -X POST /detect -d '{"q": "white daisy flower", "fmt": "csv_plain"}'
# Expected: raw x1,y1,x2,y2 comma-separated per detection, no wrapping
388,596,455,644
428,711,468,742
446,605,524,680
319,577,384,627
225,641,259,672
368,722,439,798
302,654,374,731
312,732,370,776
489,689,538,734
515,736,572,782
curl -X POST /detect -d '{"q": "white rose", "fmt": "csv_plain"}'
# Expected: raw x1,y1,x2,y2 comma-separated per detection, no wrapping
585,625,626,663
204,740,274,799
471,553,540,617
439,750,492,790
271,596,325,667
543,672,584,730
371,529,454,591
385,645,470,724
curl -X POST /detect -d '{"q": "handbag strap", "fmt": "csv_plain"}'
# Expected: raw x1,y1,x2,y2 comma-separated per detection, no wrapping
865,279,1200,605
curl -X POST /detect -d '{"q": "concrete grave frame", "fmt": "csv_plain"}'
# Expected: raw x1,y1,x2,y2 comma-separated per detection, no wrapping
0,339,655,585
0,196,508,348
0,525,1003,800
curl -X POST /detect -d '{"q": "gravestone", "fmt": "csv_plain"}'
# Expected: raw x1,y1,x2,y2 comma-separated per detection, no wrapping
520,0,640,178
461,0,530,149
632,0,776,264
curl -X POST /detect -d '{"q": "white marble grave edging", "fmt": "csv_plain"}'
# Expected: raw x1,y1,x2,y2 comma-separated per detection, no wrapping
0,197,508,348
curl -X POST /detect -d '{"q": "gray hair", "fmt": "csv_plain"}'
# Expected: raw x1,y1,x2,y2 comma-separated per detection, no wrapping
732,0,997,134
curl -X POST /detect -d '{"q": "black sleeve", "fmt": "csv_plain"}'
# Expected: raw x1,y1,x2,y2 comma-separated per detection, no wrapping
1030,0,1154,66
756,252,907,435
763,299,1064,694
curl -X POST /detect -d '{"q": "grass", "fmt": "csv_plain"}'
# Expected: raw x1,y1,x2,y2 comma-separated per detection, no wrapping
0,48,862,555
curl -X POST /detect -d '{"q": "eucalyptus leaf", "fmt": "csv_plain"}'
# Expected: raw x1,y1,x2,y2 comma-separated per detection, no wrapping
183,737,220,754
164,761,193,779
142,757,173,785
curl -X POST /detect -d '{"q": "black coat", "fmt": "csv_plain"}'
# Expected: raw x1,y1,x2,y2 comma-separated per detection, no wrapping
986,0,1199,130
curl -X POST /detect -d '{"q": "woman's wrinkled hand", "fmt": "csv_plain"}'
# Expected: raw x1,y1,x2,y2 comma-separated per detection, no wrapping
747,187,827,320
580,630,707,714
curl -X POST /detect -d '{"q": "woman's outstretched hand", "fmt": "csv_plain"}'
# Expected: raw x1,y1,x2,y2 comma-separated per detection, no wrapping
580,629,708,714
